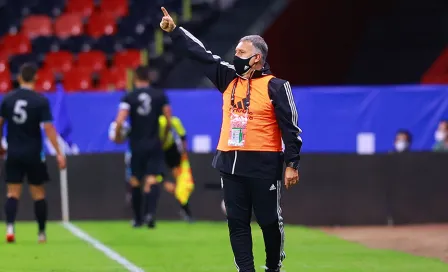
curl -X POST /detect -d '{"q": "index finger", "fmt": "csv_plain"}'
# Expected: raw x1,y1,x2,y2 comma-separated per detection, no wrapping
161,7,170,17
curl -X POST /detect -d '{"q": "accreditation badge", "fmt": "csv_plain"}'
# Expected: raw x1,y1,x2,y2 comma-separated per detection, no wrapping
228,111,248,147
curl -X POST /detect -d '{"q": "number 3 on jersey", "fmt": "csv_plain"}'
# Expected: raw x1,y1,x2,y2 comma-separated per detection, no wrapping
12,100,28,124
137,93,152,116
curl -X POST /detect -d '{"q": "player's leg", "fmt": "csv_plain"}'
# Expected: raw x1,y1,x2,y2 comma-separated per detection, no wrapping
129,153,144,227
162,144,179,191
129,176,143,227
29,185,47,243
142,150,164,228
142,174,159,228
221,172,255,272
4,158,25,243
251,179,285,272
125,167,132,206
27,161,50,243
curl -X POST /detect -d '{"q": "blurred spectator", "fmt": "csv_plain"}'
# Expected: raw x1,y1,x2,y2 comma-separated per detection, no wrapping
433,120,448,152
393,129,412,153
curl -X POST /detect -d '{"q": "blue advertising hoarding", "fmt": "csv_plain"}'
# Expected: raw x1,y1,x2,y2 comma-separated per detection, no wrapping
1,85,447,154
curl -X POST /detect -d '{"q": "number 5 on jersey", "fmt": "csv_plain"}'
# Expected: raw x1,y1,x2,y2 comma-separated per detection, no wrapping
12,100,28,124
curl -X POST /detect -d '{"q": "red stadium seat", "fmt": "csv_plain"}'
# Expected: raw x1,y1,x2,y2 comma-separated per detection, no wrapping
0,50,9,63
66,0,95,18
0,74,12,93
113,50,141,69
77,50,107,72
99,0,129,18
0,59,9,74
35,69,56,93
63,68,93,91
22,15,53,39
54,13,84,39
86,12,117,38
1,34,31,56
98,67,127,90
44,51,74,73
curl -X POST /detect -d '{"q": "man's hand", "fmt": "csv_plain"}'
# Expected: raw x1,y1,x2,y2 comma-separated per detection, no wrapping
160,7,176,32
56,154,66,169
284,167,299,189
113,133,126,144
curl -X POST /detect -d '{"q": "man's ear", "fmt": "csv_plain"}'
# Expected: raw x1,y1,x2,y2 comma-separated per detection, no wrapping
253,54,261,65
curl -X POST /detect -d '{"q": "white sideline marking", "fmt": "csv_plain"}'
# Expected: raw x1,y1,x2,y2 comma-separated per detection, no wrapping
63,222,145,272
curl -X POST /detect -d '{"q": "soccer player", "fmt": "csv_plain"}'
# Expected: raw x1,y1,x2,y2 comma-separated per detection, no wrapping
0,63,66,243
113,65,171,228
124,115,195,222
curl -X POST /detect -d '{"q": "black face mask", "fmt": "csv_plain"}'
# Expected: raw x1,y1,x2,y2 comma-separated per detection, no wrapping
233,55,256,76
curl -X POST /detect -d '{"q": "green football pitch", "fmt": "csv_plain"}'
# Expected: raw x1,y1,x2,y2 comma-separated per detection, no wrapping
1,221,447,272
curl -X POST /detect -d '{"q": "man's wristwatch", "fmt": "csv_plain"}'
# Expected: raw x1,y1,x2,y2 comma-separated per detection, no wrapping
287,161,299,170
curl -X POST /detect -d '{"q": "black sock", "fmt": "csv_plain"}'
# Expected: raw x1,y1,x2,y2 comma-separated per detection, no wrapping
144,184,160,219
34,199,47,233
4,197,18,225
180,202,192,217
131,187,142,223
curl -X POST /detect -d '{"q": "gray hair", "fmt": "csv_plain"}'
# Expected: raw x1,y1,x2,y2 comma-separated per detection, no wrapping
239,35,268,64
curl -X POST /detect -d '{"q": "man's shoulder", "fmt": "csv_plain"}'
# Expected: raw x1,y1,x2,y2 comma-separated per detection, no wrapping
149,87,166,97
267,78,290,97
29,91,48,103
1,91,15,103
6,89,47,101
268,77,289,90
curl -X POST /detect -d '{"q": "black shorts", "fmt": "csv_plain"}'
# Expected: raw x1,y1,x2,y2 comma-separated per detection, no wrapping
130,149,164,181
5,157,50,185
164,144,181,169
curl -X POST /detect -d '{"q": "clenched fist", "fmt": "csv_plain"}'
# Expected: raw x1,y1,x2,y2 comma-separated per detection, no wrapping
160,7,176,32
284,167,299,189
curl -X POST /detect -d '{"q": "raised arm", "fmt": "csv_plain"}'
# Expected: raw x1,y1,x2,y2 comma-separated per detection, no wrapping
160,7,236,92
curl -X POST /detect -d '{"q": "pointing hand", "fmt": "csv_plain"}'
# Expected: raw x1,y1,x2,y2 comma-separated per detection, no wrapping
160,7,176,32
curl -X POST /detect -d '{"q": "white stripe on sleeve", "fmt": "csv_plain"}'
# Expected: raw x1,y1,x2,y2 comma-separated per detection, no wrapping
180,27,235,70
119,102,130,110
283,82,302,135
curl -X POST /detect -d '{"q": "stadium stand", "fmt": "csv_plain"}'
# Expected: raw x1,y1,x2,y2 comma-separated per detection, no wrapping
0,0,220,92
0,73,11,93
22,15,53,39
54,13,84,38
44,51,74,74
63,67,93,91
35,68,56,92
0,0,219,91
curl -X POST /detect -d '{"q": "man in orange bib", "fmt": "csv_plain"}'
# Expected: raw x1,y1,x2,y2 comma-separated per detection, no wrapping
160,7,302,272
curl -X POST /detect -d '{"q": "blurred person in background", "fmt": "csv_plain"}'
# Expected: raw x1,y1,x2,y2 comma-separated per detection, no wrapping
433,120,448,152
158,114,195,222
392,129,412,153
160,7,302,272
113,65,171,229
124,115,195,222
0,63,66,243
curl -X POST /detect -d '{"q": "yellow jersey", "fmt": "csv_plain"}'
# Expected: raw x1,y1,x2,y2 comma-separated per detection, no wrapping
159,116,186,150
